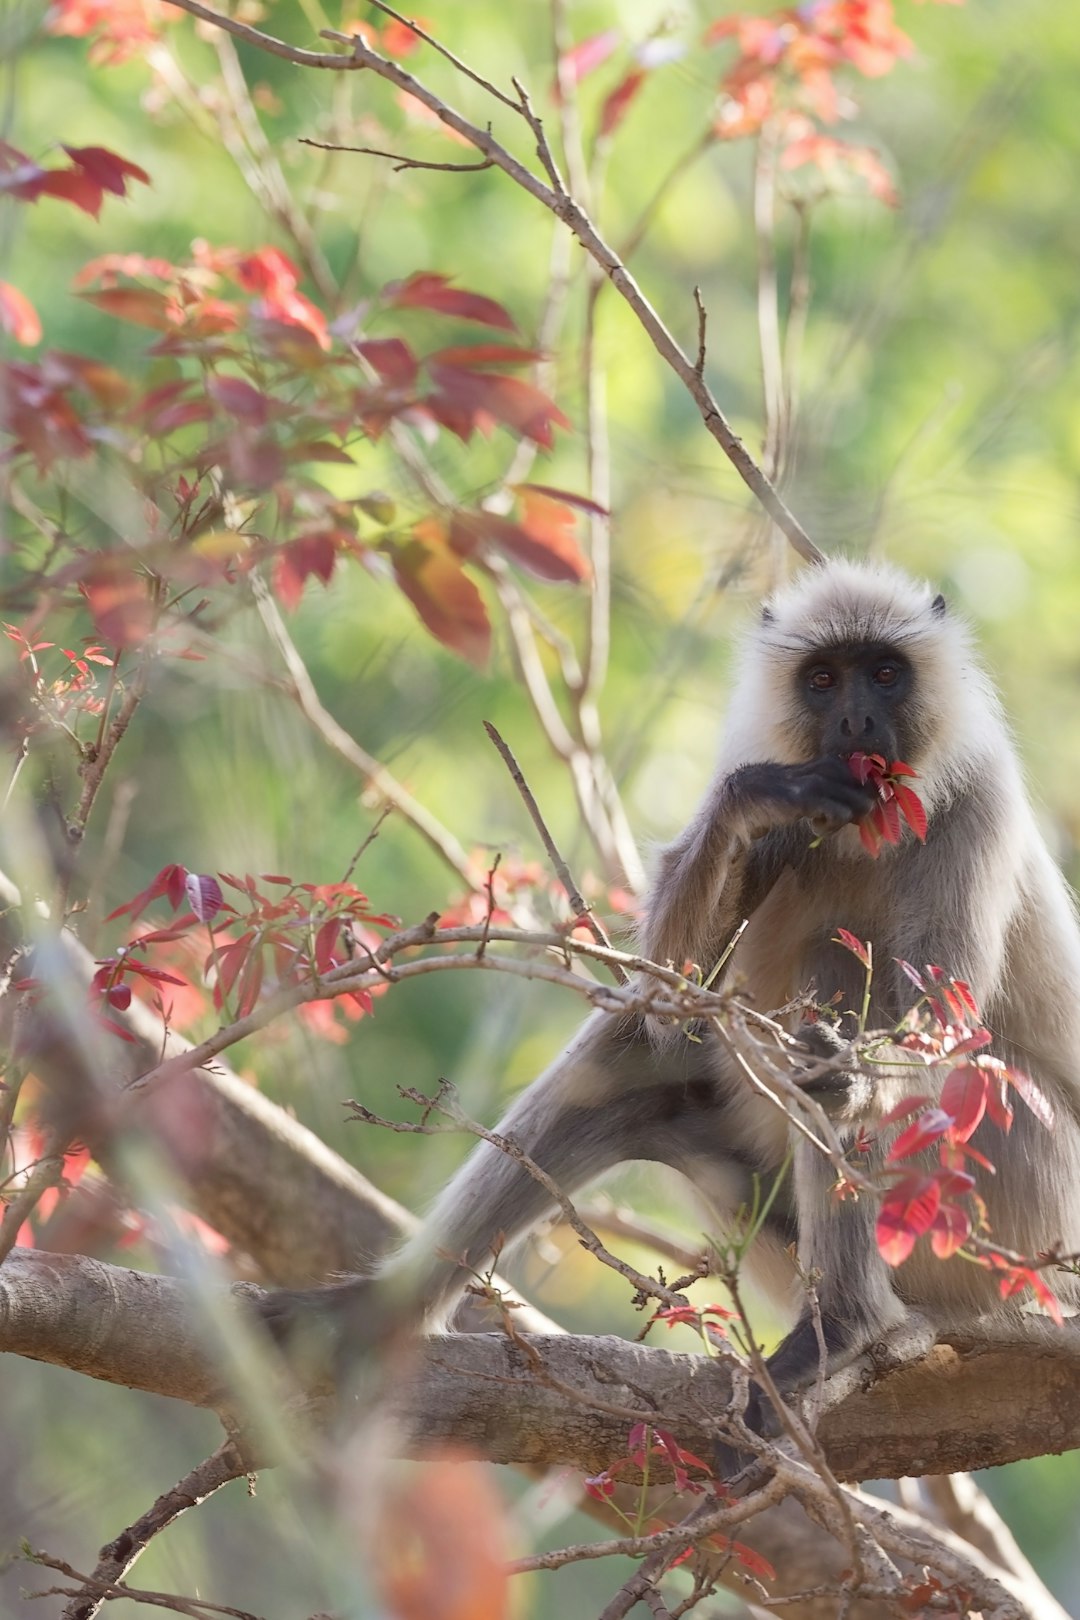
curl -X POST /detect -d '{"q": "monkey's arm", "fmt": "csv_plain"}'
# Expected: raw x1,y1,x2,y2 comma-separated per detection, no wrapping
643,757,876,982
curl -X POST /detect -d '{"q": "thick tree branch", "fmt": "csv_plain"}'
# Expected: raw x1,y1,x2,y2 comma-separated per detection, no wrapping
4,1247,1080,1485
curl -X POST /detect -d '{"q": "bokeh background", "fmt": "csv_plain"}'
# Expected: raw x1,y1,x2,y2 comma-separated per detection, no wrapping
4,0,1080,1614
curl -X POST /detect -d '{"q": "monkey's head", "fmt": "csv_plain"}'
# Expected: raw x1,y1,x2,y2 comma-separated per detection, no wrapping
718,560,1003,807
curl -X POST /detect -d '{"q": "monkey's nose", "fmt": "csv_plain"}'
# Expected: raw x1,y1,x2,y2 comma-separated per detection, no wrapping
839,715,874,737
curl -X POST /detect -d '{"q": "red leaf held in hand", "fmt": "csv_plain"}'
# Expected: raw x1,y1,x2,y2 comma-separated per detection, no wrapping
848,753,927,857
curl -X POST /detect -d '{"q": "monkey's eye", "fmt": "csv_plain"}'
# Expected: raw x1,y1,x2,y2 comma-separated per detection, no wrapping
873,663,901,686
807,668,835,692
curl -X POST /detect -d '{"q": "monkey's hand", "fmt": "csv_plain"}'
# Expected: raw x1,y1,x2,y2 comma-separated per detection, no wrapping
793,1019,872,1120
728,757,877,841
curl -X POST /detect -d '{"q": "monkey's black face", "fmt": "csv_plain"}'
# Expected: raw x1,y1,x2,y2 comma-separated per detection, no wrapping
797,642,913,762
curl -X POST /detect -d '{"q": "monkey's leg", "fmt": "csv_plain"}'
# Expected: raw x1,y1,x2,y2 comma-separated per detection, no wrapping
758,1138,916,1404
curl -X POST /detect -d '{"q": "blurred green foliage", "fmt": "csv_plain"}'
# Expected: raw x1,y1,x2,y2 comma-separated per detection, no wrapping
5,0,1080,1613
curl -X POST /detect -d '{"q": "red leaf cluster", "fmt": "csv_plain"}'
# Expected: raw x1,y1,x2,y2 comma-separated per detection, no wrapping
780,132,897,207
585,1422,713,1501
46,0,169,66
106,864,395,1032
0,139,148,218
867,960,1059,1316
708,1,916,132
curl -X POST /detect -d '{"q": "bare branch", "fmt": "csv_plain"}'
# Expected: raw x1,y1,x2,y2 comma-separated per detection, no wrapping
53,1442,250,1620
250,575,478,890
483,720,628,982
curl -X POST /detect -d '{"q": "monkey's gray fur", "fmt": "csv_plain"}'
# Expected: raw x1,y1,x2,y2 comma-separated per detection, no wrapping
265,560,1080,1418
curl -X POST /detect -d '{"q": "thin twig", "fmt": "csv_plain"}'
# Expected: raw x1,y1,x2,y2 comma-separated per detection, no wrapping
51,1440,250,1620
0,1130,64,1265
328,3,521,111
250,575,478,890
693,286,708,379
299,136,494,174
349,1079,694,1309
483,721,628,983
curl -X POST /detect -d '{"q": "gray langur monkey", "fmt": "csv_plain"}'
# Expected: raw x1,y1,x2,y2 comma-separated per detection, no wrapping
263,559,1080,1418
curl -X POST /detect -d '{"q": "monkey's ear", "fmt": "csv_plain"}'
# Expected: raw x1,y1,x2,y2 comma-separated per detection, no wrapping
931,593,947,617
761,606,775,624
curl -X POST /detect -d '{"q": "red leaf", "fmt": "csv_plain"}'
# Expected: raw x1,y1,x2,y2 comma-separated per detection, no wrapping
517,482,609,517
80,286,177,330
392,522,491,666
123,959,187,987
858,817,882,857
388,271,516,332
356,337,419,387
449,505,589,585
599,68,647,136
930,1202,971,1259
427,362,570,448
879,1093,934,1128
272,532,339,612
81,557,154,647
876,794,902,844
314,916,342,974
100,1015,138,1043
27,166,104,217
833,927,870,969
256,286,329,351
886,1108,953,1163
106,863,189,922
63,144,150,194
876,1173,941,1266
230,246,301,294
893,781,927,841
0,282,41,345
1006,1067,1055,1130
733,1541,776,1582
235,945,265,1018
559,29,620,83
208,374,276,423
895,958,927,993
429,343,542,367
939,1064,988,1142
185,872,224,922
381,16,429,56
